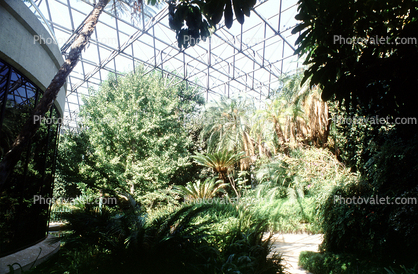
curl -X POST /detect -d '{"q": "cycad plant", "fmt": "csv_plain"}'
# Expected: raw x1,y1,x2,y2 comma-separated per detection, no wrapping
173,177,227,202
192,150,245,196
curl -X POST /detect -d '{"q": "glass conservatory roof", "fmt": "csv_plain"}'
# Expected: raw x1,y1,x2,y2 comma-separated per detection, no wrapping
26,0,302,129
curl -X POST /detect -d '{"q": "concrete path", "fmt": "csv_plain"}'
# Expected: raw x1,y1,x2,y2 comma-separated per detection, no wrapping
267,233,323,274
0,234,60,274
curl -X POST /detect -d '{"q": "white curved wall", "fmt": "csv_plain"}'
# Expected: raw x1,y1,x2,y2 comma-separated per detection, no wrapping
0,0,66,115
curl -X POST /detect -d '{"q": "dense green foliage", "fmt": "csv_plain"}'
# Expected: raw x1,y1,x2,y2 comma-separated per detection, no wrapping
10,0,418,272
31,203,284,274
247,147,357,233
291,0,418,272
293,0,418,127
45,18,417,270
299,251,418,274
319,134,418,264
57,68,204,207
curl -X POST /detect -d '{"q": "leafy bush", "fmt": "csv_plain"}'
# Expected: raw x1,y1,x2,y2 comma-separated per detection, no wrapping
57,68,204,207
246,147,358,233
319,181,383,257
192,203,286,274
299,251,418,274
299,251,381,274
319,133,418,265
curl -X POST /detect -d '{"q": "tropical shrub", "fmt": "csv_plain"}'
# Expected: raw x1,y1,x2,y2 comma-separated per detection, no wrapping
234,146,358,233
299,251,380,274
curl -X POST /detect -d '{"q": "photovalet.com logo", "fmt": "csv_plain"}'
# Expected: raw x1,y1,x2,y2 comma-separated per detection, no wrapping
331,114,417,126
33,195,118,205
185,197,266,205
333,35,417,46
334,195,417,205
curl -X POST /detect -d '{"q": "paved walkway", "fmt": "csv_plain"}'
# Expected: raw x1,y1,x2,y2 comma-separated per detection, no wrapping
267,233,323,274
0,234,60,274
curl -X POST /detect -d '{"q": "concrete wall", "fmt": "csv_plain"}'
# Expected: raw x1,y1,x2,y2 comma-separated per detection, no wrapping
0,0,66,116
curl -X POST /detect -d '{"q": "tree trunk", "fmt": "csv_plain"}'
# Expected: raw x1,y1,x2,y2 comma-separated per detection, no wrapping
240,131,253,170
258,134,263,156
0,0,110,190
249,135,272,158
273,117,286,145
321,105,331,146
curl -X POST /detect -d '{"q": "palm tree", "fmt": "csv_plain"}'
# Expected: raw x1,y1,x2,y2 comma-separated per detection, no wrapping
280,72,330,147
305,88,330,147
263,98,291,147
191,150,245,196
279,71,330,147
260,71,330,152
200,96,255,170
249,113,273,158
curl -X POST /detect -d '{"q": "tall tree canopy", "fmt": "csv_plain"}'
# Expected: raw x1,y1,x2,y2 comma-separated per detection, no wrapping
58,68,204,202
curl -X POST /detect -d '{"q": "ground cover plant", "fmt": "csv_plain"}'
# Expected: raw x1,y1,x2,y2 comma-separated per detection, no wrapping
238,146,357,234
30,202,285,274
